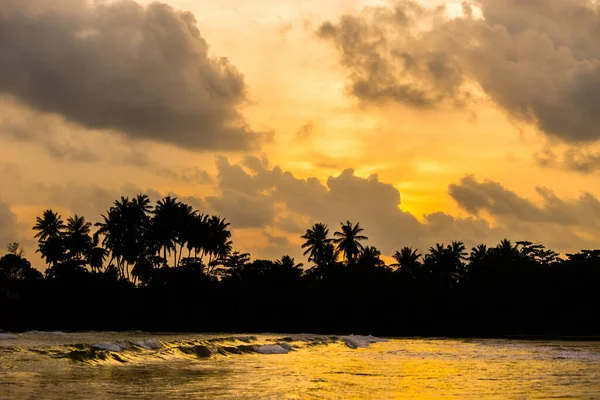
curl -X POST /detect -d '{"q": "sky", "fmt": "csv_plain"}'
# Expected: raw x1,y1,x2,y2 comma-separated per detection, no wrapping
2,0,600,267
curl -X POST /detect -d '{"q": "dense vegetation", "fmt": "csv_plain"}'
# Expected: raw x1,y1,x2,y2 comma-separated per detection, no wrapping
1,194,599,337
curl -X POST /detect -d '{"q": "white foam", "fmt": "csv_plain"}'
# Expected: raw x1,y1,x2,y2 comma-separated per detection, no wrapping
25,330,66,336
340,335,388,349
0,333,17,340
132,339,162,350
254,344,292,354
92,342,130,352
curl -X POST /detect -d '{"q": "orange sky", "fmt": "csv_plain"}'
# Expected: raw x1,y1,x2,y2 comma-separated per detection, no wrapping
2,0,600,267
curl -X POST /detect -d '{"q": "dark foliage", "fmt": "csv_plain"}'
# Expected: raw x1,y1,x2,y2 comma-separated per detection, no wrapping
1,196,599,337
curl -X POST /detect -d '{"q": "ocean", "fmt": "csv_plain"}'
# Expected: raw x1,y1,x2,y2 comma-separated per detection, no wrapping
1,331,599,399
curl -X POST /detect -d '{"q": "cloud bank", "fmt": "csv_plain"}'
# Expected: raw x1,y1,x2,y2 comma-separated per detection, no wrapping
3,156,600,263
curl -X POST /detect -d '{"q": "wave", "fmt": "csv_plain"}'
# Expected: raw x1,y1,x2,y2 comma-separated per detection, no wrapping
255,343,294,354
91,339,163,352
0,333,17,340
13,334,387,364
24,331,67,336
340,335,388,349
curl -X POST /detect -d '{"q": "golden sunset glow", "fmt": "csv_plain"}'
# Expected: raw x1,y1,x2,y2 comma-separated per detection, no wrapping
2,0,600,265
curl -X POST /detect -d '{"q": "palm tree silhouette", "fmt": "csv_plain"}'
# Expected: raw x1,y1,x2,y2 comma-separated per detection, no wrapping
33,209,66,267
174,202,195,267
301,223,333,266
64,215,93,263
205,216,232,274
333,221,368,264
494,239,520,263
425,242,466,282
89,232,108,273
447,241,467,261
184,213,209,260
276,255,304,276
95,195,151,279
426,243,446,263
357,246,385,267
152,196,180,267
392,247,421,277
33,209,65,241
469,244,488,263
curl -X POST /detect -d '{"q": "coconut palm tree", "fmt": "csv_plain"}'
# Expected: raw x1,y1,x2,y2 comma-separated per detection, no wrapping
392,247,421,277
88,232,108,273
205,216,233,274
64,215,93,262
152,196,180,266
333,221,368,264
173,202,195,267
275,255,304,277
95,195,151,279
357,246,385,268
184,213,209,260
33,209,65,241
426,243,447,263
301,223,333,265
33,209,66,267
447,241,467,261
496,239,519,260
425,241,467,282
469,244,488,264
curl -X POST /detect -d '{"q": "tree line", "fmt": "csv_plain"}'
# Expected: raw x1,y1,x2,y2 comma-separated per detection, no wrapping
0,194,599,336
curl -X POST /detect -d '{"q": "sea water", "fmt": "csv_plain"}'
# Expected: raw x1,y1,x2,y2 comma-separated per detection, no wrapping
1,331,599,399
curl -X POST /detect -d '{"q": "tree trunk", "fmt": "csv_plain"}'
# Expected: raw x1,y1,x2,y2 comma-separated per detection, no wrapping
177,244,183,266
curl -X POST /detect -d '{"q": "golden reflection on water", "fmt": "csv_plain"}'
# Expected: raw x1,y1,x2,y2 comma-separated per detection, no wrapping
1,335,599,399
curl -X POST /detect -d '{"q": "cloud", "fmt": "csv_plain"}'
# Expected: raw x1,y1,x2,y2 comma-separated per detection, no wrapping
5,154,600,260
0,0,260,150
0,98,103,162
208,155,600,255
0,199,24,250
449,175,600,232
535,148,600,174
319,0,600,143
295,122,314,140
123,149,213,185
206,189,276,228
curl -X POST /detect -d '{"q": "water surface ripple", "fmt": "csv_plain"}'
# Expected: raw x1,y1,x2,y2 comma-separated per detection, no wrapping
1,332,599,399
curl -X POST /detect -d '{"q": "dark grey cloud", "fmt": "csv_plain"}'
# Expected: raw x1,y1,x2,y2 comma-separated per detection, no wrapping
2,178,205,228
535,148,600,174
123,149,212,185
206,189,276,228
208,156,600,255
274,215,307,234
0,199,23,249
319,0,600,142
449,175,600,230
208,155,423,248
0,103,102,162
0,0,260,150
208,155,515,254
316,2,466,108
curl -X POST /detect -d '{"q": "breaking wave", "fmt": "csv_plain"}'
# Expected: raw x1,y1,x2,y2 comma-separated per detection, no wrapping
6,334,387,364
0,333,17,340
24,331,67,336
